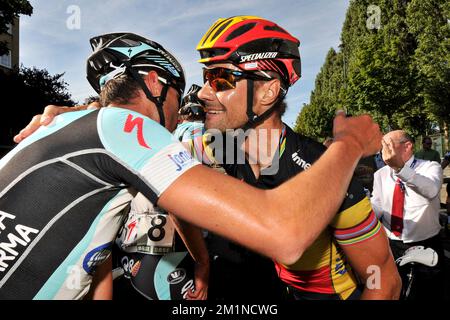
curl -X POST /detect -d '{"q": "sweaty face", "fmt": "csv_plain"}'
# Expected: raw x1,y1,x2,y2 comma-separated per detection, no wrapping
198,63,249,132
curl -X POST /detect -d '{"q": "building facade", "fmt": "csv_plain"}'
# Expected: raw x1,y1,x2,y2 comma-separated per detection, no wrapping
0,17,19,73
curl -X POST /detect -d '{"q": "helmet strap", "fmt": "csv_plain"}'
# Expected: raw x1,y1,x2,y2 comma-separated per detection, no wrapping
241,79,278,131
123,61,169,128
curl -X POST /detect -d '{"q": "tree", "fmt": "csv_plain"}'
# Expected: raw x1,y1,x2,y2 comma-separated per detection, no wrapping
406,0,450,125
345,0,423,132
0,66,75,146
0,0,33,55
295,0,450,139
294,48,345,139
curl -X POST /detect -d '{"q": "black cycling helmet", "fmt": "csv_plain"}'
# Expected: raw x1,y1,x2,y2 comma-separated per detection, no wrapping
86,32,186,127
179,84,205,118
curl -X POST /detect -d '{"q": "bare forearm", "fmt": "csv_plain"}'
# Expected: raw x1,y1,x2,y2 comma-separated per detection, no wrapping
360,270,402,300
169,214,209,264
344,229,402,300
160,138,363,265
13,104,91,143
268,138,364,260
159,114,381,265
85,255,113,300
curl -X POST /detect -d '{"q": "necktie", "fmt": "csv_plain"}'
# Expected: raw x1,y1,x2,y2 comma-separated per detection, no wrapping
391,178,405,237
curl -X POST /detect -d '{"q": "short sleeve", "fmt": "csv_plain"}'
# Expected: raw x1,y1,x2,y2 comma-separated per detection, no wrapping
97,107,200,197
330,179,382,246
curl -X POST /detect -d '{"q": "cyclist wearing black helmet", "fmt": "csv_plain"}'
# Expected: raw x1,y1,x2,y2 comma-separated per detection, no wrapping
178,84,206,122
3,31,383,300
86,32,186,131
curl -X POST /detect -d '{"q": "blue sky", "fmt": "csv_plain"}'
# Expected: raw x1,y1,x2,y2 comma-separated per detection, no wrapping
20,0,350,126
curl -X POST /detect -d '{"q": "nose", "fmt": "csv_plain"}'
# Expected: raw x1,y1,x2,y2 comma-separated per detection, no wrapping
198,82,215,103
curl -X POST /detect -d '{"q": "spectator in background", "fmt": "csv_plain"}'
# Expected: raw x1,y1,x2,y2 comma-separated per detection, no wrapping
173,84,206,141
415,136,441,164
374,150,386,170
371,130,444,300
442,151,450,170
177,84,205,123
324,136,377,195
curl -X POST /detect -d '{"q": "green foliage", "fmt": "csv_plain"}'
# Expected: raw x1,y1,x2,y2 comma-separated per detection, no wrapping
0,0,33,55
407,0,450,125
294,49,345,138
295,0,450,139
0,66,75,146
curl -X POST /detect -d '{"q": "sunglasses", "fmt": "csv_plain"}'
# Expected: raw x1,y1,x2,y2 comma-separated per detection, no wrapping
203,67,271,92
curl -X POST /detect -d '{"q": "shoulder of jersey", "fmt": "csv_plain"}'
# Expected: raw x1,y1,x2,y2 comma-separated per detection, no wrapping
288,130,327,162
96,107,179,169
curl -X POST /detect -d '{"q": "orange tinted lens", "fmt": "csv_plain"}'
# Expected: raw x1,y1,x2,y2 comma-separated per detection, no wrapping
211,78,235,91
204,68,237,92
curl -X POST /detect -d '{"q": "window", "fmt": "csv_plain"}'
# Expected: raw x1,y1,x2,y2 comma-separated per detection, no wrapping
0,51,12,69
6,23,12,35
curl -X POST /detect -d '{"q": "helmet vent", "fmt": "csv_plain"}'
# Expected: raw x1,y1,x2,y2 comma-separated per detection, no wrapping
264,25,289,34
210,20,234,43
225,23,257,42
199,48,229,59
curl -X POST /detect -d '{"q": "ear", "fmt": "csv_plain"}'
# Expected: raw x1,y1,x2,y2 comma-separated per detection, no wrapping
260,79,281,106
143,70,162,97
405,141,414,151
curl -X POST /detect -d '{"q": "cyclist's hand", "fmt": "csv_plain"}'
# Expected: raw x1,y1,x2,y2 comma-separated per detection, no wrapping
186,260,209,300
332,110,382,158
13,104,95,143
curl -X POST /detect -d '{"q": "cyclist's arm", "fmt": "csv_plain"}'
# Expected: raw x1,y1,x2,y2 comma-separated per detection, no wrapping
13,104,94,143
158,114,381,265
331,180,401,300
169,214,209,300
84,254,113,300
341,227,401,299
25,108,381,265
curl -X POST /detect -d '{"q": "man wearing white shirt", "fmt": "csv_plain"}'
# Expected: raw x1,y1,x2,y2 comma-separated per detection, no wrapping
371,130,444,299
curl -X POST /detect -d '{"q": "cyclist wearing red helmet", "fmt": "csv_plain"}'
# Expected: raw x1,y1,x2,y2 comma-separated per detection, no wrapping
195,16,400,300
